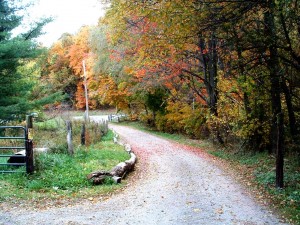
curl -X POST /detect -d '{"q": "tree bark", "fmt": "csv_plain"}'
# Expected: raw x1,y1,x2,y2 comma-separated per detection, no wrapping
87,152,137,185
198,32,224,145
281,79,297,140
276,113,284,188
264,0,284,188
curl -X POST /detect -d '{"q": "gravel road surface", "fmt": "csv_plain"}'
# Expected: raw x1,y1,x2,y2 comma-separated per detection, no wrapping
0,123,288,225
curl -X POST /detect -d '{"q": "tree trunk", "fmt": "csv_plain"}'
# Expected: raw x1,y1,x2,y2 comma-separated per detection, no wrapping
281,79,297,140
199,32,224,145
276,113,284,188
264,0,284,188
207,32,219,117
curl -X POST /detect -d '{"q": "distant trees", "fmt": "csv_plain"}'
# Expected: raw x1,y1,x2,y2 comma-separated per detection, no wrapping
39,33,78,106
39,27,98,109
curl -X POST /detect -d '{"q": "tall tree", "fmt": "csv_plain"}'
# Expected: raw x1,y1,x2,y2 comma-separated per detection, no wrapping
0,0,52,121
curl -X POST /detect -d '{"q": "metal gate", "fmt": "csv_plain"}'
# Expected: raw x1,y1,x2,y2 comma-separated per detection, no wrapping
0,125,34,174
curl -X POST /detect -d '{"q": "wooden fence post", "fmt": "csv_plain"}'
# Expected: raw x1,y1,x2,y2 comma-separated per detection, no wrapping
66,120,74,155
26,115,34,174
105,120,108,135
81,122,86,145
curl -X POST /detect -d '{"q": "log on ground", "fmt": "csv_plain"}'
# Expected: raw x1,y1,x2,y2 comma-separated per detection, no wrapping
87,152,137,185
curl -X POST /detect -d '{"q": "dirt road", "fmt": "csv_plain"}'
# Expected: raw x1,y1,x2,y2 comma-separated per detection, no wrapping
0,124,287,225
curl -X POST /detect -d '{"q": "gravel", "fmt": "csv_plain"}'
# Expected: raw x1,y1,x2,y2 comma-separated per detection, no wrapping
0,124,288,225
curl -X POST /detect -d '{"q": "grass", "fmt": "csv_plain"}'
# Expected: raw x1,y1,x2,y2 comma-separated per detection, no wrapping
33,117,108,153
120,120,300,225
0,121,129,204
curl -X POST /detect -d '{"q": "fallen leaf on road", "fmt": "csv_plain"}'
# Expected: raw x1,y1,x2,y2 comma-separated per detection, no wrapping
193,208,201,212
215,208,224,214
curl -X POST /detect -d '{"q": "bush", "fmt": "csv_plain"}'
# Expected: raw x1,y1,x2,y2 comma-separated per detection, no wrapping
150,101,208,138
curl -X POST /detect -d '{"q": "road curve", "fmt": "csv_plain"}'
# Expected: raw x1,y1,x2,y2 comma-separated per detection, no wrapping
0,124,287,225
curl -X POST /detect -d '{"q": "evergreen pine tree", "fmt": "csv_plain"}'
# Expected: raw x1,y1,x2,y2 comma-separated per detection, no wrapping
0,0,52,122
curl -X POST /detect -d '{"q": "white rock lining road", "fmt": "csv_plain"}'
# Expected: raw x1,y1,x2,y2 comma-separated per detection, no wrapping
0,121,288,225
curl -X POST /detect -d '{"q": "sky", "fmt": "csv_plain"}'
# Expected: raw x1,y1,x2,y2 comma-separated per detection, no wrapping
23,0,107,47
